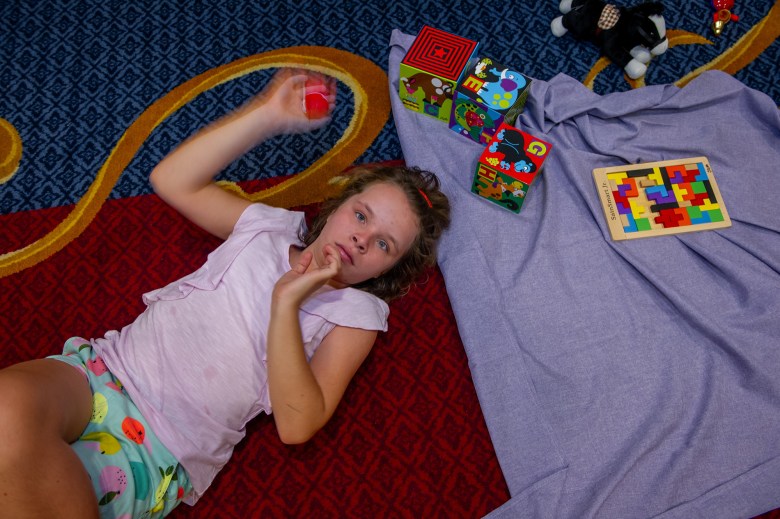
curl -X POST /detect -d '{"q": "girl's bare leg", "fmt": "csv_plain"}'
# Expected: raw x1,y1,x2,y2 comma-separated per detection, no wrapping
0,358,99,518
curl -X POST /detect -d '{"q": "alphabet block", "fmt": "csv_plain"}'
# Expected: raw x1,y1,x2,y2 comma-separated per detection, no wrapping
450,57,532,144
471,122,552,213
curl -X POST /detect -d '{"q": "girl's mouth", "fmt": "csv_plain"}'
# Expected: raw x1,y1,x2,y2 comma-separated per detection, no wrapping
337,244,353,265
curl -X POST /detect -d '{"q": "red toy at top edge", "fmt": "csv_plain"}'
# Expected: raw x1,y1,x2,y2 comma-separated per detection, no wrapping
710,0,738,35
303,76,332,119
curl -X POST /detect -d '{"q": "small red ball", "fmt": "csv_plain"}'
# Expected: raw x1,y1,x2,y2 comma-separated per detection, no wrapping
305,91,330,119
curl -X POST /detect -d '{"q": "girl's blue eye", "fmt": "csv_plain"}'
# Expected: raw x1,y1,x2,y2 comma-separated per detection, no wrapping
378,240,388,251
356,211,366,222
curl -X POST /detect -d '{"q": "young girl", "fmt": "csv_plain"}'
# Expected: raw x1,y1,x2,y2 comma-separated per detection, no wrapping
0,69,450,518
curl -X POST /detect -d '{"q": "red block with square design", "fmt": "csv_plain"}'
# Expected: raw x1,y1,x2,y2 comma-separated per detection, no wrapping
399,25,479,123
471,122,552,213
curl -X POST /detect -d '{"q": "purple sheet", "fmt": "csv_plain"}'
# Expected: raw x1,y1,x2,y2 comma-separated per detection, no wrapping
389,30,780,518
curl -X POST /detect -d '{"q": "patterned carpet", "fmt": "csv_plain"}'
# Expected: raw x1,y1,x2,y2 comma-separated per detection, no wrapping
2,1,779,517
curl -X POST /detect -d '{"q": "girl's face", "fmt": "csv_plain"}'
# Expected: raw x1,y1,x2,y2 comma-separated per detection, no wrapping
312,182,419,287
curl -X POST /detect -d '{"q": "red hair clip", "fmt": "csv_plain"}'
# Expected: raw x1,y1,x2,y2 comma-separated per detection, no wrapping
418,188,433,208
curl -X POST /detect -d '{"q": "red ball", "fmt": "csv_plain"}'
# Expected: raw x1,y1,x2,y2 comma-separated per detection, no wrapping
305,91,330,119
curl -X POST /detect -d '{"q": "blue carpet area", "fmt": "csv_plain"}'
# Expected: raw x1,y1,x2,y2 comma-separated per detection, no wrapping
2,0,778,213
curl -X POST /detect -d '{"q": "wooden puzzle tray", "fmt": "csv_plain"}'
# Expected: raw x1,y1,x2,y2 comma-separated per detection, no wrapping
593,156,731,241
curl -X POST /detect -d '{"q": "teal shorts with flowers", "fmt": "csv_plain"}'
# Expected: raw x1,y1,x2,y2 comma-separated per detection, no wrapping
50,337,193,519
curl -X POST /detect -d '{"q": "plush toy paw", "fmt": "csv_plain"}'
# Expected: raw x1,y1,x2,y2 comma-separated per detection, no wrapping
551,16,567,37
625,59,648,79
630,46,652,64
558,0,575,14
552,0,576,35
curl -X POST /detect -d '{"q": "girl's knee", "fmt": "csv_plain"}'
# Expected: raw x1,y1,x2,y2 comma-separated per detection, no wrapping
0,365,43,418
0,360,92,444
0,375,45,462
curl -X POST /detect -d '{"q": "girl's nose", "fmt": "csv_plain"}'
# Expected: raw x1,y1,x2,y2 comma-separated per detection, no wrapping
351,233,366,252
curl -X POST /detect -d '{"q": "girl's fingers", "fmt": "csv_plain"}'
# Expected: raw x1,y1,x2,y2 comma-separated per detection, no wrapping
295,250,314,273
322,244,341,267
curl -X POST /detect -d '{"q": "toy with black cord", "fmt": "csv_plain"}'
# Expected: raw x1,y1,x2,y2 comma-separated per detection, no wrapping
551,0,668,79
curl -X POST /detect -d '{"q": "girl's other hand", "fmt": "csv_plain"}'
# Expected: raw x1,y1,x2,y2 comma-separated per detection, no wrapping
251,69,336,136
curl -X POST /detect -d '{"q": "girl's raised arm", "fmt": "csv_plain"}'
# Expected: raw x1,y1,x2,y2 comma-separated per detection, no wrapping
149,69,334,239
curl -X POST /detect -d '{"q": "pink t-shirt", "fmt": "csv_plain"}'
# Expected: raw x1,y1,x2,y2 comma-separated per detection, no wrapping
92,203,389,504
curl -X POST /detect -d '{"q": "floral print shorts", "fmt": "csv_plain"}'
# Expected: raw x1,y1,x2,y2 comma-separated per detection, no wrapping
50,337,193,519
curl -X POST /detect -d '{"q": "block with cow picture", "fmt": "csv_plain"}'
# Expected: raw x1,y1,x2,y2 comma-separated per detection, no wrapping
472,123,552,213
398,25,479,123
450,56,532,144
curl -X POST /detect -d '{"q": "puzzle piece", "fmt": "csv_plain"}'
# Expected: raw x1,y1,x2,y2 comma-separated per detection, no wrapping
690,181,707,194
607,171,628,183
617,178,639,198
706,208,725,222
614,191,631,214
623,212,638,233
693,161,709,181
672,183,687,200
682,165,700,183
647,168,664,186
666,164,686,183
687,205,709,224
654,207,685,228
629,198,646,219
689,191,710,206
676,207,692,226
646,184,676,204
699,198,720,212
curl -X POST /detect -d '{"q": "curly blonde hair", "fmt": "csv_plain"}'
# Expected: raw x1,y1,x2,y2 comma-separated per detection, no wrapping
302,165,451,301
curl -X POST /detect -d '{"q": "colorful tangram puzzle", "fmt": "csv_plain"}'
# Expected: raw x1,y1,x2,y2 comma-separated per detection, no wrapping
593,157,731,240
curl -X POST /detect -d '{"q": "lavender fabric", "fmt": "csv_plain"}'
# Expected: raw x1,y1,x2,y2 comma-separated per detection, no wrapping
389,30,780,518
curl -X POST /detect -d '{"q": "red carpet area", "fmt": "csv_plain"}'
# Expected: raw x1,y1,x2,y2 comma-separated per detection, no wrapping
0,179,510,518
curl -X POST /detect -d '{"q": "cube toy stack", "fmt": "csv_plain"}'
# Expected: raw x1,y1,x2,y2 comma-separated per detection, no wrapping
400,25,551,214
450,57,531,144
471,123,552,213
398,25,479,123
